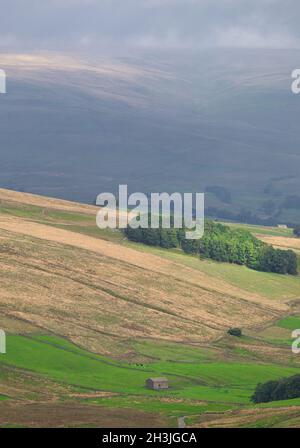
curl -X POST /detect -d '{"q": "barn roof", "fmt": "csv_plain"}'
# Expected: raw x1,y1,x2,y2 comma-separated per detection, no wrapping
148,377,168,382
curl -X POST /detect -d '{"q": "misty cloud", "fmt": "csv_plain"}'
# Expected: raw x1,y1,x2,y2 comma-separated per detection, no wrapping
0,0,300,53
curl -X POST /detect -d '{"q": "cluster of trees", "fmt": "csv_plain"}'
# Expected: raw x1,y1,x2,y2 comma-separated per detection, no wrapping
258,246,297,275
227,328,242,337
252,375,300,403
125,218,298,275
183,222,297,275
125,226,181,249
195,222,263,268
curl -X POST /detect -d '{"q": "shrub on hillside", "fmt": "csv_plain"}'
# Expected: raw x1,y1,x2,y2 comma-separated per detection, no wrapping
252,375,300,403
257,247,298,275
227,328,242,337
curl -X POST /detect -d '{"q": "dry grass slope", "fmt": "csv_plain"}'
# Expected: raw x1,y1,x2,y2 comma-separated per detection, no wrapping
189,406,300,428
0,207,288,357
257,234,300,252
0,190,291,355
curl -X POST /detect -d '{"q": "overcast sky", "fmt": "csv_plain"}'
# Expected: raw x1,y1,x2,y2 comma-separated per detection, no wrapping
1,0,300,54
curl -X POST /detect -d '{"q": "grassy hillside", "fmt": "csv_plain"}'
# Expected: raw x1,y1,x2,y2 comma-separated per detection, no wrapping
1,189,300,428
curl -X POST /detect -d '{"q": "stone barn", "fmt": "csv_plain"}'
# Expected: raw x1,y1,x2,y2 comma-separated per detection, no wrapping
146,377,169,390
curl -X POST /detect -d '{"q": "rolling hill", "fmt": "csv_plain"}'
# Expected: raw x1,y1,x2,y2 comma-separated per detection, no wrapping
1,49,300,223
1,188,300,427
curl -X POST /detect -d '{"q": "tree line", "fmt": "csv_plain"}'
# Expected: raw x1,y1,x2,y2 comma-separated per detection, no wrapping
251,375,300,403
125,218,298,275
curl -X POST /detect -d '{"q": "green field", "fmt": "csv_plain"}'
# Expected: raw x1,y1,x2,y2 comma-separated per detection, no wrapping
277,316,300,330
2,334,300,419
